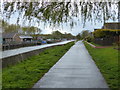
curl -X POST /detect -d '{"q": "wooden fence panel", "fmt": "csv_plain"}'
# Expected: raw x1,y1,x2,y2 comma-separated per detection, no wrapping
94,36,119,46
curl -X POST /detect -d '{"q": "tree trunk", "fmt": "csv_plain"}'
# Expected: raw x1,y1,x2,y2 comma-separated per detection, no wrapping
118,1,120,22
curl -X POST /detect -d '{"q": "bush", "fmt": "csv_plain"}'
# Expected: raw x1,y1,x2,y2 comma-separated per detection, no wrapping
113,42,120,49
93,29,120,38
85,36,94,42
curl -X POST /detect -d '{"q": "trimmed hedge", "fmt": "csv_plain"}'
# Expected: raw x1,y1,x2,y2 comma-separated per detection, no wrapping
93,29,120,38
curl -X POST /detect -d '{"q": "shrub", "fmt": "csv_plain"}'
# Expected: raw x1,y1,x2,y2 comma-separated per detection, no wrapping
113,42,120,49
93,29,120,38
85,36,94,42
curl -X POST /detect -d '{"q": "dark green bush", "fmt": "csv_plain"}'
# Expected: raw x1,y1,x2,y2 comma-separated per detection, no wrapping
85,36,94,42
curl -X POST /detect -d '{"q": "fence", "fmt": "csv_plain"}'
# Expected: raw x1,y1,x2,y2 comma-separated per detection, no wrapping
94,36,119,46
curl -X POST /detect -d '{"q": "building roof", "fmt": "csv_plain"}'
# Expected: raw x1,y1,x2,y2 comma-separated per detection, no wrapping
2,32,33,39
2,32,17,38
103,22,120,29
104,22,120,24
19,35,33,39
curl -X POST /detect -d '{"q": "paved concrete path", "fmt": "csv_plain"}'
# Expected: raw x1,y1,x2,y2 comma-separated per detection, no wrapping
1,40,74,59
33,41,108,88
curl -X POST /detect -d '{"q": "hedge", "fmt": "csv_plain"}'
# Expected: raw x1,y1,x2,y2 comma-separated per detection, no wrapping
93,29,120,38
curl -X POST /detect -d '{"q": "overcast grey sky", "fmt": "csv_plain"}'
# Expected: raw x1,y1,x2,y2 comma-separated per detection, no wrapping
7,14,118,36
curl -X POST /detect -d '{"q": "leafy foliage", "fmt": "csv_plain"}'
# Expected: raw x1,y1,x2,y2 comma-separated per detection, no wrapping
52,30,63,39
2,20,20,33
22,26,41,35
2,1,119,27
32,31,75,40
93,29,120,38
85,35,94,42
76,33,82,40
2,20,41,34
81,30,90,39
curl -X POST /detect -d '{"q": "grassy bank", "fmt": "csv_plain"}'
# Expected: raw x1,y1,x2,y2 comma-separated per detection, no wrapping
3,42,74,88
89,42,101,46
84,42,119,88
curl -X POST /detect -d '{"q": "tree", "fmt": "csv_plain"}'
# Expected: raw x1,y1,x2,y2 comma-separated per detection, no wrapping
76,33,82,40
81,30,94,42
118,1,120,22
2,20,41,34
81,30,90,39
22,26,41,35
2,20,20,33
62,33,75,39
52,31,63,39
2,1,118,27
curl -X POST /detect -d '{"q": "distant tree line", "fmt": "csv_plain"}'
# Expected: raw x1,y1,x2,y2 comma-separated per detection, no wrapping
76,30,93,42
1,20,75,39
32,30,76,40
1,20,41,35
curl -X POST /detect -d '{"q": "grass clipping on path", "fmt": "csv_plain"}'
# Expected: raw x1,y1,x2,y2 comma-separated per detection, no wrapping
84,42,119,88
3,42,74,88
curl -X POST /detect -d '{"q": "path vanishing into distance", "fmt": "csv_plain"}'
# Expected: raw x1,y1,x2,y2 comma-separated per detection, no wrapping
33,41,108,88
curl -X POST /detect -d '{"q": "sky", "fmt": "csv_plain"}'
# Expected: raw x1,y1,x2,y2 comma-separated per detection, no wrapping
6,12,118,36
1,2,119,36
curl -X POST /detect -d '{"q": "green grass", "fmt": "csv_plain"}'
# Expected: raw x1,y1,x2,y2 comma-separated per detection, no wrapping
84,42,119,89
2,42,74,88
89,42,101,46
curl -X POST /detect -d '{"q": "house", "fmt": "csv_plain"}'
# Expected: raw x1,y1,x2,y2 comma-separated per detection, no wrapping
2,32,33,44
19,35,33,42
2,32,21,43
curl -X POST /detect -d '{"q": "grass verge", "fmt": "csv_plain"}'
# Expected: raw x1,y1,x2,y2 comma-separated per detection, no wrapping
84,41,119,89
2,42,74,88
88,42,101,46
